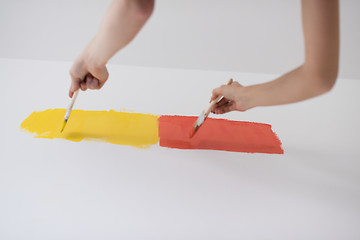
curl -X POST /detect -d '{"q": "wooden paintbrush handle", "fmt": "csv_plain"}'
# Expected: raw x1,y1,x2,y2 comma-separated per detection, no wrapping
64,89,79,120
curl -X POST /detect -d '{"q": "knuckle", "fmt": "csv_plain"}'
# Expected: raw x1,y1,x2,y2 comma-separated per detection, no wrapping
69,66,83,79
213,87,221,94
219,85,227,91
235,82,242,87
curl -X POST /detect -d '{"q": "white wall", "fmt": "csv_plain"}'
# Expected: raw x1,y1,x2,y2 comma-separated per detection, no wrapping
0,0,359,79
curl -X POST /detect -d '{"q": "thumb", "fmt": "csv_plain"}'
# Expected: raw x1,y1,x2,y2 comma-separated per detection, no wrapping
211,81,243,102
69,79,81,98
69,62,87,98
211,85,233,102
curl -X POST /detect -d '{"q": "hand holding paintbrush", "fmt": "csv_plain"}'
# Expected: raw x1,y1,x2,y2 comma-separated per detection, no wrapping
63,68,108,132
190,78,233,138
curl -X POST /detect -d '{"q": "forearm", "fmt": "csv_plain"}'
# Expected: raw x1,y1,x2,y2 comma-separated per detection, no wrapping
211,0,339,114
86,0,154,66
244,0,339,109
245,64,336,108
68,0,154,96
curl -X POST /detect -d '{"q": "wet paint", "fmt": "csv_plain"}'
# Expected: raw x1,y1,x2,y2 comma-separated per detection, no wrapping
158,115,283,154
21,110,283,153
20,109,159,148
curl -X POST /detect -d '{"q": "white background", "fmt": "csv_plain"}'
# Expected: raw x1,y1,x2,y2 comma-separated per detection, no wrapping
0,58,360,240
1,1,360,239
0,0,359,79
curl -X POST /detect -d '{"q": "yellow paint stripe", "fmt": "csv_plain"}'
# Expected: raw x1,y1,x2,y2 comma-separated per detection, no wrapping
21,109,159,148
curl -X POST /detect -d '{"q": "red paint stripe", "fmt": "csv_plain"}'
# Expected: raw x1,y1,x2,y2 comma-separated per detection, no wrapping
158,115,283,154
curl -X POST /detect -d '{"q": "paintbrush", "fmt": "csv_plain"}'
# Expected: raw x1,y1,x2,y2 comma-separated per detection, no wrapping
190,78,233,138
60,89,79,133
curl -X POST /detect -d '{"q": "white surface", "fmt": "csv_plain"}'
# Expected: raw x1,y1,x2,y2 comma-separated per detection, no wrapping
0,0,359,79
0,58,360,239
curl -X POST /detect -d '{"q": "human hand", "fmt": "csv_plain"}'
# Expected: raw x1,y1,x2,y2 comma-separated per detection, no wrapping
210,81,253,114
69,50,109,98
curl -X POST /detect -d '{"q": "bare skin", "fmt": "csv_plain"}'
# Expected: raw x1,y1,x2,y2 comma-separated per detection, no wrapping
211,0,339,113
69,0,339,114
69,0,154,97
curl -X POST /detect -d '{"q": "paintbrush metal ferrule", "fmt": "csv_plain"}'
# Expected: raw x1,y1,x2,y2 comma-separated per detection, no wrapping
64,108,72,121
60,109,71,133
190,111,206,138
196,111,206,126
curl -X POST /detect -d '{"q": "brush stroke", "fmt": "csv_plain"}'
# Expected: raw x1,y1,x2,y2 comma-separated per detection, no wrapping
20,109,159,148
158,115,283,154
21,110,283,154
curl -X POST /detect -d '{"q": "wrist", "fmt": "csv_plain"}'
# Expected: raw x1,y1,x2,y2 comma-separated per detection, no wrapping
83,37,108,69
238,85,258,111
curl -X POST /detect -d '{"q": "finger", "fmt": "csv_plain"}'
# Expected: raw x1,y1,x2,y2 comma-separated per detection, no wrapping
80,81,87,91
84,73,101,90
211,85,233,102
211,81,243,99
210,86,222,102
209,97,230,113
69,77,84,97
216,97,230,107
214,102,237,114
86,75,94,89
231,81,243,87
88,65,109,89
88,78,100,89
91,78,100,89
69,80,79,98
213,101,233,113
212,101,229,113
69,61,86,97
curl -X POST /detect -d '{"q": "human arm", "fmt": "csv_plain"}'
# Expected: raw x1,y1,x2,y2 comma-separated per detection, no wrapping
211,0,339,114
69,0,154,97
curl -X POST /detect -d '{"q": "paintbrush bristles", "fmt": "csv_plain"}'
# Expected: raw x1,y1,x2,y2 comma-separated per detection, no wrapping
60,120,67,133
